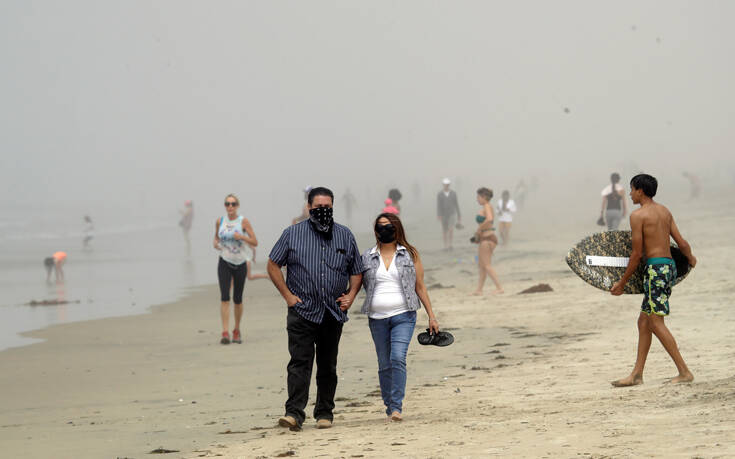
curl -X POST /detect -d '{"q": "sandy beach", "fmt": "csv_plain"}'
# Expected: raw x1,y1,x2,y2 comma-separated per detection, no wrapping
1,196,734,459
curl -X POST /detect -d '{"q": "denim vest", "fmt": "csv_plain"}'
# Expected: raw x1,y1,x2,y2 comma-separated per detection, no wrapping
360,245,422,314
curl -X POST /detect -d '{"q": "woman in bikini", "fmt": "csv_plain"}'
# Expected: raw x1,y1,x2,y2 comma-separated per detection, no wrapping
472,187,503,295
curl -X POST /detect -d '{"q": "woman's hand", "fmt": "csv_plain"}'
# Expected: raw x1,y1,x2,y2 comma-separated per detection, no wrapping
428,317,440,334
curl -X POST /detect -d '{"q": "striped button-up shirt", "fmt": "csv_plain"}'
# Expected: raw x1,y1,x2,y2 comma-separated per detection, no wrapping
269,220,365,324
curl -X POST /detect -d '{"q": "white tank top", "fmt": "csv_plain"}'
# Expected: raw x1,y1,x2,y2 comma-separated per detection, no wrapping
496,199,517,223
369,252,409,319
218,215,249,265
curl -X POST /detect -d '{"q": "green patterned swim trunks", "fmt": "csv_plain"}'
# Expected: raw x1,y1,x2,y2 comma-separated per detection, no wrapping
642,257,677,316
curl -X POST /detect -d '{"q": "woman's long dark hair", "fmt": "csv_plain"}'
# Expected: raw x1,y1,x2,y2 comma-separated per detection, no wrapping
609,173,621,196
373,213,419,261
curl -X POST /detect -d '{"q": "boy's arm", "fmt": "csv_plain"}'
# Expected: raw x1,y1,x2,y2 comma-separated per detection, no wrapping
669,217,697,268
611,212,643,295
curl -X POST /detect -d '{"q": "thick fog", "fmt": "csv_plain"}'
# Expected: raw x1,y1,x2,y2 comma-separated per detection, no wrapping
2,1,734,245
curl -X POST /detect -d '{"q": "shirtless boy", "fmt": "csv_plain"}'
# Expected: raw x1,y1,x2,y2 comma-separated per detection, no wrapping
610,174,696,387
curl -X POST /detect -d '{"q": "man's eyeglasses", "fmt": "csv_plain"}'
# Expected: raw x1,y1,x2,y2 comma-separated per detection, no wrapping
225,202,238,207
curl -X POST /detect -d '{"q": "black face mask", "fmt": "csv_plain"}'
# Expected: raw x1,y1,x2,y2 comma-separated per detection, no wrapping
375,223,396,243
309,207,334,233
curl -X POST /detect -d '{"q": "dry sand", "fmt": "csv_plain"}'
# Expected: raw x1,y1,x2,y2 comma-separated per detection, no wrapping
1,198,734,458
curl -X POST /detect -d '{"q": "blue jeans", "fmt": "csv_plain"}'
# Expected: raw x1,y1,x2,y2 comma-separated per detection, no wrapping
368,310,417,415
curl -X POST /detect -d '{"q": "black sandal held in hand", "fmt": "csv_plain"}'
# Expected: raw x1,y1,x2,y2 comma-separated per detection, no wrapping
417,328,454,347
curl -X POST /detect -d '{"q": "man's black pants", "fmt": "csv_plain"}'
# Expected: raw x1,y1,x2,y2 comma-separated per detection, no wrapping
285,308,343,426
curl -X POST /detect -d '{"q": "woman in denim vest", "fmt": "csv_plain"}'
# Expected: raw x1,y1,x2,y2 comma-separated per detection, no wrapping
361,213,440,422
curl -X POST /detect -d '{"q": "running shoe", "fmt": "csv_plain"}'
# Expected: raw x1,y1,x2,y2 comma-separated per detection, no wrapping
220,331,230,345
232,329,242,344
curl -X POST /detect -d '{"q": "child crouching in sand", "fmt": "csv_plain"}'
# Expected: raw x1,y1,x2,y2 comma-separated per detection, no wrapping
610,174,696,387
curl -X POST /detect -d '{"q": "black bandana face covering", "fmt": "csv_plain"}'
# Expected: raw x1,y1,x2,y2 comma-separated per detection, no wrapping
309,207,334,233
375,223,396,243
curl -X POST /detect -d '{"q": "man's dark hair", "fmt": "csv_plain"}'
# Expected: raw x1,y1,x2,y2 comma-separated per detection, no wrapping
630,174,658,197
308,187,334,205
388,188,402,202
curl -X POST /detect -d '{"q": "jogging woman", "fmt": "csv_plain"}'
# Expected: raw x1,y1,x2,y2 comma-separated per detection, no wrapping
213,194,258,344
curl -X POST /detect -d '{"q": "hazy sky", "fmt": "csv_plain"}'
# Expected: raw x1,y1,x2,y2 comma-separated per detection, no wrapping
2,1,734,226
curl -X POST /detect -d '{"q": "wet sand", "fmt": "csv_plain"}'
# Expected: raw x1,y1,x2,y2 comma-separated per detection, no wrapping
1,198,734,458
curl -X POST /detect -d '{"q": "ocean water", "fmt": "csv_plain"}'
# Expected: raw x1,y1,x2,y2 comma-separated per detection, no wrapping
0,190,397,353
0,213,266,351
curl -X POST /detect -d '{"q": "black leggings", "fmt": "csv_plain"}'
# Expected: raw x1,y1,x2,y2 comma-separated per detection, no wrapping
218,257,247,304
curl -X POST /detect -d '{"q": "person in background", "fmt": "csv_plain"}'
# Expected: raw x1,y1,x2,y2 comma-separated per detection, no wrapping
411,181,421,205
83,215,94,250
436,178,461,250
44,251,67,283
179,201,194,250
382,198,399,215
600,173,627,230
214,194,258,345
342,188,358,227
514,179,528,210
360,213,440,422
292,186,312,224
246,244,269,281
472,188,503,295
496,190,517,245
682,172,701,199
388,188,402,214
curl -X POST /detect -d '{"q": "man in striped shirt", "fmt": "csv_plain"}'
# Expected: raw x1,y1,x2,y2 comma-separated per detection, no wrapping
267,187,365,431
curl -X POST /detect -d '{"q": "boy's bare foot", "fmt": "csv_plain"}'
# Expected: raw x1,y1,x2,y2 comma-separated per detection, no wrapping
470,290,483,296
611,374,643,387
492,288,504,295
391,412,403,422
669,372,694,384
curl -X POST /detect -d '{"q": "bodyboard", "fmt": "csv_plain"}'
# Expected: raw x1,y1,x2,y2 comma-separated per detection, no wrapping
566,230,690,294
